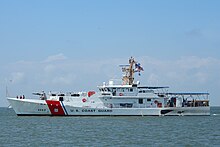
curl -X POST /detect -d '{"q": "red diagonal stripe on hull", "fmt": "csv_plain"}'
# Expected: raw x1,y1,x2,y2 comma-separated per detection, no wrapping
46,100,65,116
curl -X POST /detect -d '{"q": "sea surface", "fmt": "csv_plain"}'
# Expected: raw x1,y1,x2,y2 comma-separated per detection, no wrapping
0,107,220,147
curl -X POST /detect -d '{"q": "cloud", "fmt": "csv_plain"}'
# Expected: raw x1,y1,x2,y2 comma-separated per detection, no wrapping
176,56,217,70
1,55,220,106
44,64,57,74
139,56,220,97
44,53,67,62
51,74,77,85
8,56,220,89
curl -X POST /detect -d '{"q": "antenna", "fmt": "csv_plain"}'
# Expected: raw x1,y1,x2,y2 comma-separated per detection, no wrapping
5,79,11,97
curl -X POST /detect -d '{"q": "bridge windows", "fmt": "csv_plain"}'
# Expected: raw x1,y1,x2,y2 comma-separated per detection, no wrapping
139,99,143,104
58,94,65,96
138,90,154,93
71,94,80,97
59,97,64,101
120,103,133,108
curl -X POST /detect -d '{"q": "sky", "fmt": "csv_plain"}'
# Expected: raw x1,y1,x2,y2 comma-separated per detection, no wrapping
0,0,220,106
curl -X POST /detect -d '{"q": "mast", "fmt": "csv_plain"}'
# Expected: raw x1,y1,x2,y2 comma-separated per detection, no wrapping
121,57,138,85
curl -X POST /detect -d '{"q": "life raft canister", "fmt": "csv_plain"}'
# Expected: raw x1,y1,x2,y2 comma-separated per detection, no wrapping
88,91,95,97
82,98,87,102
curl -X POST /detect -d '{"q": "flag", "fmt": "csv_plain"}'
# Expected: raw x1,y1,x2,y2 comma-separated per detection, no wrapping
135,63,144,72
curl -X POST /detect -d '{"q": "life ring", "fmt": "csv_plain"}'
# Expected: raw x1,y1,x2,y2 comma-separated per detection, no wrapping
119,93,123,96
82,98,87,102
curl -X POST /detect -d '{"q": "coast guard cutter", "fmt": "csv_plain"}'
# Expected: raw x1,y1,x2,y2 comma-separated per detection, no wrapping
7,57,210,116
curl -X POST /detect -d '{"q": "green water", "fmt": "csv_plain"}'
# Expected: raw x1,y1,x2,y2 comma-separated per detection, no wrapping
0,107,220,147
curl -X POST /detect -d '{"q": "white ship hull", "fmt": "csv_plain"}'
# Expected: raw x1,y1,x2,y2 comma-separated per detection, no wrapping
8,98,210,116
